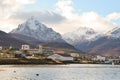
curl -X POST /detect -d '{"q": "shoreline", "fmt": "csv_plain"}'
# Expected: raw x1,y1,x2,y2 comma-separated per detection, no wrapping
0,64,120,68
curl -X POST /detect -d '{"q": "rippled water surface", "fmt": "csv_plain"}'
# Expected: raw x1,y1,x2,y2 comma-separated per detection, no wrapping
0,64,120,80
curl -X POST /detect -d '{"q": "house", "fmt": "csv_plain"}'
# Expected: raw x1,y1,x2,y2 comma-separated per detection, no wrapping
38,45,43,50
47,54,74,61
21,44,43,54
0,46,2,50
108,59,120,64
70,53,80,57
27,49,41,54
93,55,106,61
0,53,4,57
21,44,30,50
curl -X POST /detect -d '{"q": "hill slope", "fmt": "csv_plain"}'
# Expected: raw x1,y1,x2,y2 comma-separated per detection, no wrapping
0,30,27,49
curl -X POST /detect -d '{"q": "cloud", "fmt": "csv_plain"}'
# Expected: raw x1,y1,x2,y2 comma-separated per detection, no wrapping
0,0,66,33
0,0,119,34
7,0,117,34
106,12,120,21
77,12,116,33
49,12,116,34
0,0,36,32
9,11,66,24
52,0,117,34
0,0,36,18
55,0,76,19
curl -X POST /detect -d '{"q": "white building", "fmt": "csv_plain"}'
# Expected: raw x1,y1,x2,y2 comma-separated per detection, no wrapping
0,46,2,50
27,49,40,54
93,55,106,61
9,46,12,49
38,45,42,50
21,45,30,50
48,54,73,61
70,53,80,57
38,45,43,54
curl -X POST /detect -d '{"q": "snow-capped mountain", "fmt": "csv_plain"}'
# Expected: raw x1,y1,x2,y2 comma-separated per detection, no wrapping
9,15,120,56
63,27,103,46
63,26,120,56
10,17,64,42
10,17,77,50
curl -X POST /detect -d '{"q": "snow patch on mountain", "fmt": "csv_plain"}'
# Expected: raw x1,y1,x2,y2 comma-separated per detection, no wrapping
106,27,120,38
10,17,64,42
62,27,103,45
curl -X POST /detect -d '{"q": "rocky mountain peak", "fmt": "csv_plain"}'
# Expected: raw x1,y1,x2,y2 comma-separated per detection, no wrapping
10,17,64,42
62,27,100,46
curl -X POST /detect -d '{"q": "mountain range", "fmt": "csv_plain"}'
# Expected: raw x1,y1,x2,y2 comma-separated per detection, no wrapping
63,27,120,56
9,17,76,51
0,16,120,56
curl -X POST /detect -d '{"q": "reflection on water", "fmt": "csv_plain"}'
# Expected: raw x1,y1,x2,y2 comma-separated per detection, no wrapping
0,64,120,80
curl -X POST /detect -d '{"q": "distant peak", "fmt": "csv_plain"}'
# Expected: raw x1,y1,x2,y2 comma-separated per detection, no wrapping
10,17,64,42
24,16,44,30
75,26,96,35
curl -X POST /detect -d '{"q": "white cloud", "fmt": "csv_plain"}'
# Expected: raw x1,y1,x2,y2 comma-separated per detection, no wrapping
78,12,116,33
106,12,120,21
51,0,117,34
55,0,76,19
0,0,119,34
0,0,36,32
0,0,36,18
9,11,66,24
49,12,116,34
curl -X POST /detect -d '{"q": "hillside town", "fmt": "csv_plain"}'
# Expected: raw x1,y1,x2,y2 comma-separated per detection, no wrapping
0,44,120,65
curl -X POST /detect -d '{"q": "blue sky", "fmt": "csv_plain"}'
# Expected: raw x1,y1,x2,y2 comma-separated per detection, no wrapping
0,0,120,33
74,0,120,16
22,0,120,25
24,0,120,16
